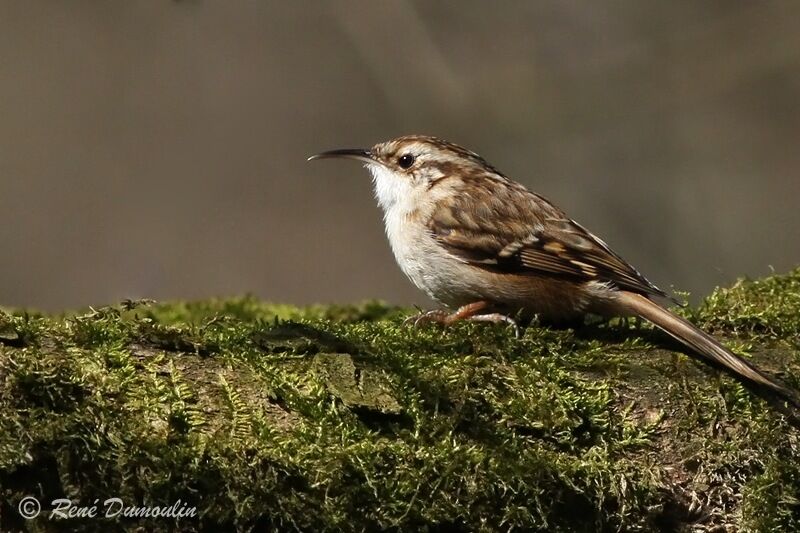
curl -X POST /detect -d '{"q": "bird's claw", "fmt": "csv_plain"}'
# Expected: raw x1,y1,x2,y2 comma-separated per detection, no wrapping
403,309,449,327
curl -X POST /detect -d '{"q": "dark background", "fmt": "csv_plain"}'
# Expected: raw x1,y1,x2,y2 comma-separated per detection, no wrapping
1,1,798,311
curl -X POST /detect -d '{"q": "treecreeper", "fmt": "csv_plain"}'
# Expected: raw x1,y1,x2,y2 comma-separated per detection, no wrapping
309,135,799,409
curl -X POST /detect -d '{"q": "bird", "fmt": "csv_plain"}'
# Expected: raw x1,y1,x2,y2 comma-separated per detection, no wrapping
309,135,798,408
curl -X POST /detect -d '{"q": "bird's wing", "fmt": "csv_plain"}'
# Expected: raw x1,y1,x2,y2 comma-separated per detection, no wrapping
428,178,667,298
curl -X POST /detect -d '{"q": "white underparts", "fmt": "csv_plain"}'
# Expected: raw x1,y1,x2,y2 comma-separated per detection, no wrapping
366,163,419,279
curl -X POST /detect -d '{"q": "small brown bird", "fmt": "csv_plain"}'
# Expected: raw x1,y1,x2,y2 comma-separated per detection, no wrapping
310,135,797,407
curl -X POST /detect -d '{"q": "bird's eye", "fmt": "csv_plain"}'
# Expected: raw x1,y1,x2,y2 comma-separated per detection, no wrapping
397,154,415,169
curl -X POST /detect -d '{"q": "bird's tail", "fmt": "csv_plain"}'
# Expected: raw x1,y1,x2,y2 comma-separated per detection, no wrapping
615,290,799,408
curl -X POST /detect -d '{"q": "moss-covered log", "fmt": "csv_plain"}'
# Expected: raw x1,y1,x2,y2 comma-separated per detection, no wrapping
1,269,800,531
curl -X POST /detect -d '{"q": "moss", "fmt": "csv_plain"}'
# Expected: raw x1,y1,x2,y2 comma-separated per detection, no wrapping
1,269,799,531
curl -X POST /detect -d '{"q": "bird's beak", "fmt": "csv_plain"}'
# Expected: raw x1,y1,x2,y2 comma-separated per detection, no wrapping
307,148,374,164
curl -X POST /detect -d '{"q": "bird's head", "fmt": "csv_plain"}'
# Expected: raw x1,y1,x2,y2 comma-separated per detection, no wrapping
309,135,503,211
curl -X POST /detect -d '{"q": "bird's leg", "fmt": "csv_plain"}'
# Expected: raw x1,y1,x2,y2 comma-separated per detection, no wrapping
404,301,521,337
404,301,489,326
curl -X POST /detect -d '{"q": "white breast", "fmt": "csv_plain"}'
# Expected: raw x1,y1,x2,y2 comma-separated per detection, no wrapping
367,163,478,306
367,163,423,279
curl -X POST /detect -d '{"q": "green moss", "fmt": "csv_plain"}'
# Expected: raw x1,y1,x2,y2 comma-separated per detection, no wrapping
695,267,800,343
1,270,799,531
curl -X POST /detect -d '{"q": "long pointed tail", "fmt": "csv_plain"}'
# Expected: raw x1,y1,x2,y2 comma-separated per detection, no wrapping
615,291,799,408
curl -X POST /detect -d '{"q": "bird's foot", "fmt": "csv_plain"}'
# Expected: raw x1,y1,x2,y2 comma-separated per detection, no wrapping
466,313,522,338
404,301,521,338
403,309,449,327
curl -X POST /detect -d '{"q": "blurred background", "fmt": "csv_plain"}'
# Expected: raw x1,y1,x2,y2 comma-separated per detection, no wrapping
0,1,798,311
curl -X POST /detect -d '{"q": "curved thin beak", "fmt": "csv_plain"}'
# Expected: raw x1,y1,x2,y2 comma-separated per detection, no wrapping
307,148,373,163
